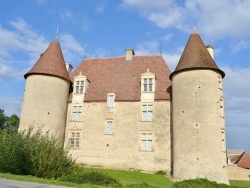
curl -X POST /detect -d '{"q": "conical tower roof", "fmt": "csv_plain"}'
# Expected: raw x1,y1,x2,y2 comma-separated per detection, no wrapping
169,31,225,80
24,39,71,82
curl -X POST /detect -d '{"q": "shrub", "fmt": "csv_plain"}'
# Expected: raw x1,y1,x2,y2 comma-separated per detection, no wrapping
0,130,29,174
60,170,121,187
125,182,158,188
171,178,238,188
21,128,75,178
0,128,74,179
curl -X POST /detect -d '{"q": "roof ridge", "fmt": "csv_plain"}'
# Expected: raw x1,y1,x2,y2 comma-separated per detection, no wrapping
85,54,162,61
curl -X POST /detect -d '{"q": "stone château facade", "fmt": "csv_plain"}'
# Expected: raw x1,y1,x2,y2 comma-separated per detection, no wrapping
19,31,229,184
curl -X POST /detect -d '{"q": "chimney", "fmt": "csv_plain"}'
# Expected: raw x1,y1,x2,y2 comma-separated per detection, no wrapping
125,48,135,61
206,45,214,59
65,63,73,74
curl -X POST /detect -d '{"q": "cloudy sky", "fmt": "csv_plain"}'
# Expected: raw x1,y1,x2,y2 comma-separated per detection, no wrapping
0,0,249,152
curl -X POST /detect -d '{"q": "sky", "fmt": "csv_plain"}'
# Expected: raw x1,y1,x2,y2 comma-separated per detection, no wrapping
0,0,249,152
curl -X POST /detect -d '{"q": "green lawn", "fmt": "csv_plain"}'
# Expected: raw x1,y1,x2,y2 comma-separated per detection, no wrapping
0,168,250,188
230,180,250,188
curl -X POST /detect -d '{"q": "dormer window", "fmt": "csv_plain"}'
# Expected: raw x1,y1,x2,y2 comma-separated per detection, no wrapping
75,81,84,94
107,93,115,107
73,73,88,96
143,78,153,91
141,70,155,93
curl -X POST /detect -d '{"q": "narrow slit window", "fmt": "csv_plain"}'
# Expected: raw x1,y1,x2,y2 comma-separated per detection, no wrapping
108,94,115,107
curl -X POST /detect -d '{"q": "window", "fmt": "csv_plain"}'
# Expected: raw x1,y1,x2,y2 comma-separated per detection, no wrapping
143,78,153,91
75,80,84,94
106,121,113,134
141,133,153,151
107,94,115,107
70,132,80,148
142,104,153,121
72,105,82,121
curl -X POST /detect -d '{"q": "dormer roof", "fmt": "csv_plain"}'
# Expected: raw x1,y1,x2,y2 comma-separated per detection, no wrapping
24,39,71,83
169,31,225,80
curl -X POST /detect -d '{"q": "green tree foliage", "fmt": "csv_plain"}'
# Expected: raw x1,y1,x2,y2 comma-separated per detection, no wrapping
6,114,20,131
0,109,7,129
0,109,19,131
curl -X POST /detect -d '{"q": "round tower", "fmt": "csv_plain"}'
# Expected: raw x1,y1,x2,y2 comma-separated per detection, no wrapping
19,39,71,146
170,31,228,184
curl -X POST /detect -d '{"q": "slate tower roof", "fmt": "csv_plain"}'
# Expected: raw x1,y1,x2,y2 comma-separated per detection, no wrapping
170,31,225,79
24,39,71,82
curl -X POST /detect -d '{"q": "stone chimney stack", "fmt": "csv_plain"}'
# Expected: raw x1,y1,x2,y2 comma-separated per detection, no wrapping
65,63,73,74
125,48,135,61
206,45,214,59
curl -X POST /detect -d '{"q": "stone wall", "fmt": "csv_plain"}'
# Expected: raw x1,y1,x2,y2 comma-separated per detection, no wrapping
65,101,171,174
227,164,250,180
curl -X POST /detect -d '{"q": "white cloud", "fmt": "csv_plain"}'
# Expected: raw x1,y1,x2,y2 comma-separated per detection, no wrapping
96,3,106,14
0,18,48,80
121,0,250,41
135,40,182,71
233,40,250,51
60,34,85,65
222,66,250,150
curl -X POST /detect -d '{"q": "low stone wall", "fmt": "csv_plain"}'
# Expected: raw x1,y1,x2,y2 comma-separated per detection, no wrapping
227,164,250,180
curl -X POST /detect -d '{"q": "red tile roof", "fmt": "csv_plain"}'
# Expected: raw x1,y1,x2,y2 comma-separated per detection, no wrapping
235,152,250,169
70,55,171,102
24,39,71,82
170,31,225,80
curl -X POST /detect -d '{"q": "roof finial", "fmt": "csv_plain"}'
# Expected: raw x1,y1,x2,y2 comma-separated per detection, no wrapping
192,16,197,34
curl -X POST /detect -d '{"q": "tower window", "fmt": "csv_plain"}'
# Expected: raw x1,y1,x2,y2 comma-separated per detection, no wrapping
141,133,153,151
107,94,115,107
142,104,153,121
72,105,83,121
143,78,153,91
70,132,80,148
75,81,84,94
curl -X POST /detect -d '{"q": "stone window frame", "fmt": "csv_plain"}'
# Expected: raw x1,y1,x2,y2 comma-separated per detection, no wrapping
73,74,87,94
72,105,83,122
141,104,153,122
69,131,80,149
141,70,156,92
105,119,114,135
140,132,153,151
107,93,115,108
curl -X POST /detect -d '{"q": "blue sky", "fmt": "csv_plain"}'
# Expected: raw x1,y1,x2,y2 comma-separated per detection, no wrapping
0,0,249,152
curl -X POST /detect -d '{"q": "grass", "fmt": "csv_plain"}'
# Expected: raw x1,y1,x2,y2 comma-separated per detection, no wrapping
230,180,250,188
0,168,250,188
75,167,173,187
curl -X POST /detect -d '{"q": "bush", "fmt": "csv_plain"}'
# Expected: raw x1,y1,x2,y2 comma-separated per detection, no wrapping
60,169,121,187
125,182,158,188
0,130,29,174
171,178,239,188
21,128,74,178
0,128,74,179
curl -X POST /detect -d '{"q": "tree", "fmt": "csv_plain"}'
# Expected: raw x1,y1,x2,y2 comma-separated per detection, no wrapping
7,114,20,131
0,109,19,131
0,109,7,129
